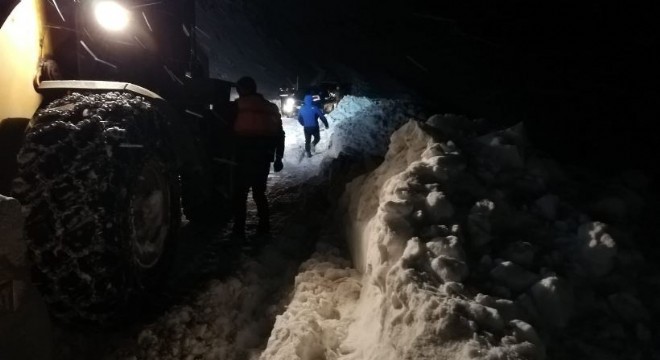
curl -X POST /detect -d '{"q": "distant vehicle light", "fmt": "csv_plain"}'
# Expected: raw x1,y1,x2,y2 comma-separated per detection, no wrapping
283,97,295,114
95,1,130,32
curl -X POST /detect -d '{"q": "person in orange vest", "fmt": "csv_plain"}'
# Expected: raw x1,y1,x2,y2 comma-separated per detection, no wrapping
230,76,285,241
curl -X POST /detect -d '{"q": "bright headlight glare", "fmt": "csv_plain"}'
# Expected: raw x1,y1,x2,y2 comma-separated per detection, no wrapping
283,98,295,113
95,1,130,32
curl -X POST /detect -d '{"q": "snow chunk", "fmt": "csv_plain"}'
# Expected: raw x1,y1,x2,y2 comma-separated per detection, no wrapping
534,194,560,221
420,143,444,160
490,261,540,293
381,200,414,219
472,126,525,170
381,200,414,236
400,238,428,270
425,113,470,140
464,301,505,333
431,256,469,283
577,222,617,277
510,319,544,354
502,241,535,268
468,199,496,248
607,293,650,323
425,191,455,223
475,294,521,323
515,293,541,325
427,236,464,260
530,276,573,328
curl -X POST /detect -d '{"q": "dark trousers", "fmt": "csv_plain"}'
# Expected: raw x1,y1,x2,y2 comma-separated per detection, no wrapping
232,159,271,234
304,127,320,154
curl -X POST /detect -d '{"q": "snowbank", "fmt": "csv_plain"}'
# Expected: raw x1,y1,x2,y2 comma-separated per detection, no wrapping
325,96,419,159
336,115,657,359
279,95,418,184
340,120,544,359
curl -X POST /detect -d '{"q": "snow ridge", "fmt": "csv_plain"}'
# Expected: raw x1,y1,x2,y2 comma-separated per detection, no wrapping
326,96,419,159
337,115,657,359
340,119,544,360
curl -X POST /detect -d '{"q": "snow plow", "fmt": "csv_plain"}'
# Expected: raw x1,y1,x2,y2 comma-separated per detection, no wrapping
0,0,233,324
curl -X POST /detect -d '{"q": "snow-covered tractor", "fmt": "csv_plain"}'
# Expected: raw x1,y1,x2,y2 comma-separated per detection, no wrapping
0,0,232,324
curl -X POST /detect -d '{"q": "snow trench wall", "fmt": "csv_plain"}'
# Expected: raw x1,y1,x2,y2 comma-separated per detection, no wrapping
342,120,434,274
339,120,546,359
339,114,657,359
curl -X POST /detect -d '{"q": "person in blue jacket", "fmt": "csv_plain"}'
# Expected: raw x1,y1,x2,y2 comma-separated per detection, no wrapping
298,95,329,157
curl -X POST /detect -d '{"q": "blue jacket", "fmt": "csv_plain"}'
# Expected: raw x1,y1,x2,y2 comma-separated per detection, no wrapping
298,95,329,128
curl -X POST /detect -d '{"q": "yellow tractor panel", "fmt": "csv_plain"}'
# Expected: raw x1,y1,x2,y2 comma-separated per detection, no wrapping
0,0,48,123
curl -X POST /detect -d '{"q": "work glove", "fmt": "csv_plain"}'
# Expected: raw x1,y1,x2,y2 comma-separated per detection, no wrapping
273,158,283,172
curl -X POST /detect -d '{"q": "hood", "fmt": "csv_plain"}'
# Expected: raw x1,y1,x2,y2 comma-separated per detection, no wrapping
304,95,314,105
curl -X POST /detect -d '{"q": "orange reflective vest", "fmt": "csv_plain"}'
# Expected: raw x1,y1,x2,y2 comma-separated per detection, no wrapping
233,95,282,136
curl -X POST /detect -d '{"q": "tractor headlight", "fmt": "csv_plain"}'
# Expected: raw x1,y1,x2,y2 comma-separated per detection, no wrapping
94,1,130,32
283,97,295,114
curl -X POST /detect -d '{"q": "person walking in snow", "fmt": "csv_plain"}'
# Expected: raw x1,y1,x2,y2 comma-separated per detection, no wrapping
230,76,285,241
298,94,329,158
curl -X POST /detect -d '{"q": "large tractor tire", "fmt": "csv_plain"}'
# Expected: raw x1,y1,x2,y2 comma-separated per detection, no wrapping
12,92,181,324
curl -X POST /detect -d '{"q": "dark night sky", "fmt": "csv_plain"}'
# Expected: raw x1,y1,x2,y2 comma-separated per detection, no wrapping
229,0,659,175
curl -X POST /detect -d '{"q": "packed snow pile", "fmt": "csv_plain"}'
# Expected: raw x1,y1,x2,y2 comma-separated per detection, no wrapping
335,116,658,359
260,244,362,360
325,96,420,159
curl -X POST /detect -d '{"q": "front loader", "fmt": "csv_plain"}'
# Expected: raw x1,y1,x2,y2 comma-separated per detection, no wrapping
0,0,232,324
